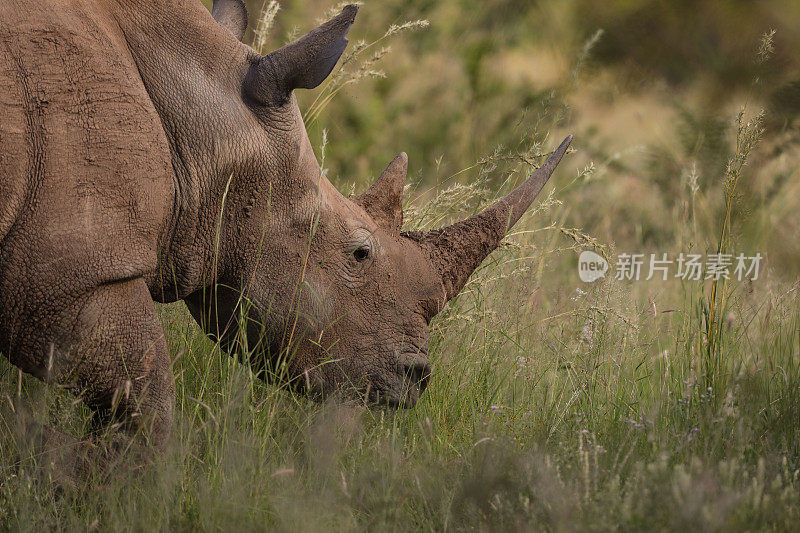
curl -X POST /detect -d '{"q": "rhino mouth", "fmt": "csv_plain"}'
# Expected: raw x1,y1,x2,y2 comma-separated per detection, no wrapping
364,350,431,408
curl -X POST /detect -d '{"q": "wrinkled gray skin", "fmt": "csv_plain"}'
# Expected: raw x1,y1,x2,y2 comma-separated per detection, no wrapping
0,0,571,455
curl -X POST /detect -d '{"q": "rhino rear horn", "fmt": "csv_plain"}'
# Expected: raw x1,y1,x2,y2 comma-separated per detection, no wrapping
244,5,358,106
212,0,249,42
356,153,407,234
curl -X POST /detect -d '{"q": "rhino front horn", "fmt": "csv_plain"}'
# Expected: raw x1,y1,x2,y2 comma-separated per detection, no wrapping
412,135,573,300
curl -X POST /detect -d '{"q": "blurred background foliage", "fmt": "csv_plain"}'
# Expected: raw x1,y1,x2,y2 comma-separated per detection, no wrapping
200,0,800,278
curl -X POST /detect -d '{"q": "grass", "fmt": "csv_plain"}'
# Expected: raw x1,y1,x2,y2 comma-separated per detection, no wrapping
1,150,798,529
2,1,800,531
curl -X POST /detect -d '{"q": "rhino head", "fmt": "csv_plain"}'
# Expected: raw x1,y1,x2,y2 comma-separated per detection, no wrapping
181,1,572,406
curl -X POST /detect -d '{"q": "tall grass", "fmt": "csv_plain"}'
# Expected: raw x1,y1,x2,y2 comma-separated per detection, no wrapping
2,127,798,530
700,109,765,396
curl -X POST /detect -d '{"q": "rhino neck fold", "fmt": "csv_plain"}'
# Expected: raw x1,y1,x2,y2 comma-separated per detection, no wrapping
111,0,262,300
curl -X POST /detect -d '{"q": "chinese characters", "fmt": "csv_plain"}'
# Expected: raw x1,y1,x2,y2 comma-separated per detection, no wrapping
611,253,761,281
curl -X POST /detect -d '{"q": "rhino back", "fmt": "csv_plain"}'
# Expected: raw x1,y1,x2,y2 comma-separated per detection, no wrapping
0,0,175,278
0,1,174,343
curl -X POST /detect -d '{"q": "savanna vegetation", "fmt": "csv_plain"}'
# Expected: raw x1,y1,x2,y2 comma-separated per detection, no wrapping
2,0,800,530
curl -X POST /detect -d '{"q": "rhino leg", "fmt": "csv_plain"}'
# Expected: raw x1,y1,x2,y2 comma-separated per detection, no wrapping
62,277,174,450
12,277,175,478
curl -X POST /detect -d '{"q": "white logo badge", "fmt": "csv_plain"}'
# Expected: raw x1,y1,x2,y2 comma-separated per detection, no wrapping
578,251,608,282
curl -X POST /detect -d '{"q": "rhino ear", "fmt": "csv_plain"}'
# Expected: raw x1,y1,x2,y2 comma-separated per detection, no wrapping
244,5,358,106
212,0,249,42
356,153,407,234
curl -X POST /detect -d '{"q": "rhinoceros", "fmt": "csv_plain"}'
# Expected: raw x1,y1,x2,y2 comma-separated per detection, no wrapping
0,0,571,452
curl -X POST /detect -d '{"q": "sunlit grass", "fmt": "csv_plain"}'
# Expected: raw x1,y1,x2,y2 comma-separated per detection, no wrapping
1,146,798,528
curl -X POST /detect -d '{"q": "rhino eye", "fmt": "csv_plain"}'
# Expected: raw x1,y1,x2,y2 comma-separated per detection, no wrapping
353,245,371,262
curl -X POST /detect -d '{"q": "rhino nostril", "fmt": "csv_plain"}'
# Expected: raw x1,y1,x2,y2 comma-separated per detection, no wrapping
402,360,431,396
